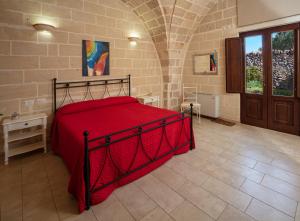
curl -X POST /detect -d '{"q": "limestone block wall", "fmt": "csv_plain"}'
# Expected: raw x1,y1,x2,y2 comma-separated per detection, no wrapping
164,0,217,110
122,0,218,110
0,0,163,148
182,0,240,122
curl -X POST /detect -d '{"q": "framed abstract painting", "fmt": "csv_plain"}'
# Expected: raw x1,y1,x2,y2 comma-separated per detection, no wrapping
82,40,110,76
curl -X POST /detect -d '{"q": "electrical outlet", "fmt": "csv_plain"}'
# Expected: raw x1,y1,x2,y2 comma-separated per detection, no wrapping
25,17,32,26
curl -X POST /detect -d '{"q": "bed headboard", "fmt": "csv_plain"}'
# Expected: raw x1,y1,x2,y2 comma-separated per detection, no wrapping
53,75,131,113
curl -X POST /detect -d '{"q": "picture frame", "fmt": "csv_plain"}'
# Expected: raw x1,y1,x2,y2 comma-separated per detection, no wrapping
193,51,218,75
82,40,110,76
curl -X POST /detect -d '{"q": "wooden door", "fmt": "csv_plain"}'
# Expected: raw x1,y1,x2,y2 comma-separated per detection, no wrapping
239,23,300,135
240,32,268,128
266,24,300,134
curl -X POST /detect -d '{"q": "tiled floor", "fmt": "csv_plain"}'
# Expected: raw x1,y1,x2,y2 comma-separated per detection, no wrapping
1,118,300,221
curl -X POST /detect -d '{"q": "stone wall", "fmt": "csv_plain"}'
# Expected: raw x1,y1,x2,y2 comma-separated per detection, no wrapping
182,0,240,122
122,0,218,110
0,0,163,148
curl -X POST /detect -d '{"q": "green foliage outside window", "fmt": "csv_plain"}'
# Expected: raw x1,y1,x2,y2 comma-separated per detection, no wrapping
272,31,294,50
246,66,263,94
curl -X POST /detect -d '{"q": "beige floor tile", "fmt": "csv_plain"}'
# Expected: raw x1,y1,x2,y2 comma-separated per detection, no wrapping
0,183,22,204
255,162,300,187
178,182,227,219
237,147,273,164
296,204,300,221
222,160,264,183
23,207,60,221
241,179,297,216
0,166,22,187
218,205,255,221
22,159,48,185
21,151,45,165
61,210,97,221
114,183,157,220
201,163,246,188
22,179,50,197
0,199,22,221
198,134,234,151
23,189,60,221
272,158,300,175
246,199,293,221
1,118,300,221
178,150,245,188
152,166,186,191
175,151,208,168
0,156,22,170
53,193,78,220
221,150,257,168
202,177,252,211
22,184,53,206
140,207,173,221
92,194,134,221
196,140,225,154
135,174,184,213
261,175,300,201
165,157,209,186
48,174,69,195
170,201,213,221
193,149,227,166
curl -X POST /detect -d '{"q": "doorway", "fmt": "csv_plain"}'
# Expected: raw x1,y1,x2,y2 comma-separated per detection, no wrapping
240,23,300,135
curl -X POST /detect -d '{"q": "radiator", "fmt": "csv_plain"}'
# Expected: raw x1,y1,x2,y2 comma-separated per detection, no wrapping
197,93,220,118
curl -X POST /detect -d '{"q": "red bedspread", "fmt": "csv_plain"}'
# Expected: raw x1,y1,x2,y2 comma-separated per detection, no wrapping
51,96,194,212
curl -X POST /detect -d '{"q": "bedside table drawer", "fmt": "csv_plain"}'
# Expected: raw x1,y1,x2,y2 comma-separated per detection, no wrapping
7,118,43,131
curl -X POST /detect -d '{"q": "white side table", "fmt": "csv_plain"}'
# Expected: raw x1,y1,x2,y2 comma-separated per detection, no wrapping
137,95,160,107
2,113,47,165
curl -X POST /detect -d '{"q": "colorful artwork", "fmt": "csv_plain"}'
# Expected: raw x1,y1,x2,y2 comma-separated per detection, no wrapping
82,40,109,76
210,53,217,72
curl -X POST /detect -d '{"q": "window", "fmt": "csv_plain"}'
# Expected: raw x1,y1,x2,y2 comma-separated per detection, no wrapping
271,30,295,96
244,35,264,94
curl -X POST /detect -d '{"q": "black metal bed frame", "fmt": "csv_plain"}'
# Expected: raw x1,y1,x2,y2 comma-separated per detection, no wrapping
53,75,131,112
52,75,194,210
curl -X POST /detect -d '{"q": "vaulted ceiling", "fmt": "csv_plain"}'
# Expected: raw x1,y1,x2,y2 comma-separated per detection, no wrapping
121,0,218,108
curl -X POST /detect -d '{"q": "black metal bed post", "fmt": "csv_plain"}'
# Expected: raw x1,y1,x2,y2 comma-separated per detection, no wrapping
190,103,194,150
128,74,131,96
53,78,57,113
83,131,91,210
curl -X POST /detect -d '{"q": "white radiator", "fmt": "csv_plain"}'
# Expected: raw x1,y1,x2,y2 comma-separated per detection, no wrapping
197,93,220,118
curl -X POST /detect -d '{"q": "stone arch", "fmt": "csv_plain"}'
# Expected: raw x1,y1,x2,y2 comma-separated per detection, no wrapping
120,1,169,68
120,0,169,106
121,0,219,109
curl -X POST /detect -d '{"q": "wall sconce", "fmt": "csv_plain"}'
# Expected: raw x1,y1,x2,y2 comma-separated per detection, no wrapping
128,36,140,46
32,23,55,34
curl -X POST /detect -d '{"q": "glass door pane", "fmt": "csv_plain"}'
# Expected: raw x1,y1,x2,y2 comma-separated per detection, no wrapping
245,35,264,94
271,31,295,96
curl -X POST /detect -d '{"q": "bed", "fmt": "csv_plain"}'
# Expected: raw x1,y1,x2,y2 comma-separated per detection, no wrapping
51,75,195,212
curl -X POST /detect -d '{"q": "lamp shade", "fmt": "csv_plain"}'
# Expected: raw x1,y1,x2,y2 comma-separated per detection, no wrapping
32,23,55,31
128,36,139,42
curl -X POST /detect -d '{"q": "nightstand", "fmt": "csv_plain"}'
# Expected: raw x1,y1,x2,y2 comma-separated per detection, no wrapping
2,113,47,165
137,95,160,107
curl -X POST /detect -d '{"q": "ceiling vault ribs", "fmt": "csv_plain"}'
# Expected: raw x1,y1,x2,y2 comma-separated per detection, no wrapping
120,0,218,109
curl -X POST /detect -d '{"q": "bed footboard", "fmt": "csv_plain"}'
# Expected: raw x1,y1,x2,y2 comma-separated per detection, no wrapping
83,103,194,210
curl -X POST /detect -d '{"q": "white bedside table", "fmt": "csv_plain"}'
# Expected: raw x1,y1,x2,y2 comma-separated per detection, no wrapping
2,113,47,165
137,95,160,107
